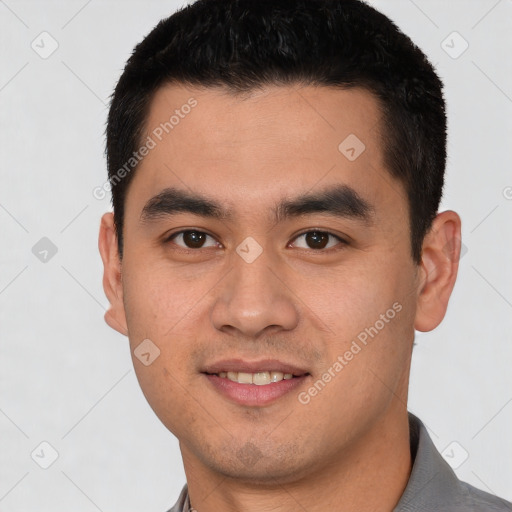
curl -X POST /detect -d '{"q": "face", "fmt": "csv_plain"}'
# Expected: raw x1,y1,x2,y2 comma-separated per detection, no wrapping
101,84,443,485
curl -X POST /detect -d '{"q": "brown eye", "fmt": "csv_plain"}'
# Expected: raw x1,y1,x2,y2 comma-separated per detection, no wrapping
167,230,218,249
305,231,329,249
291,230,346,251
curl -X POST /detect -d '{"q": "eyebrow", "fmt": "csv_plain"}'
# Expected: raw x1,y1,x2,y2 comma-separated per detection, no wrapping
140,184,375,226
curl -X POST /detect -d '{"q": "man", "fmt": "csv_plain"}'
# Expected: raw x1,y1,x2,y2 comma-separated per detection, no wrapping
98,0,511,510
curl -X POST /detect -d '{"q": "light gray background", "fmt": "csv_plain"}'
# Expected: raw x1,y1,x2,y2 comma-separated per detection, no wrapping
1,0,511,510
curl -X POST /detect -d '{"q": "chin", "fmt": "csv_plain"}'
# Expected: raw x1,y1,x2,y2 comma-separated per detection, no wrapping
201,439,316,485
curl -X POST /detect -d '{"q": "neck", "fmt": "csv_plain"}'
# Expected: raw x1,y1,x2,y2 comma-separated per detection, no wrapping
181,405,412,512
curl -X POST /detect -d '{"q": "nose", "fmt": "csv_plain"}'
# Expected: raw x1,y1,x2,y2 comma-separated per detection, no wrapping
210,247,300,338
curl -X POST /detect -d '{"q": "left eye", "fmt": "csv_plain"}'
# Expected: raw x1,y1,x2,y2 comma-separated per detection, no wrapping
289,230,345,251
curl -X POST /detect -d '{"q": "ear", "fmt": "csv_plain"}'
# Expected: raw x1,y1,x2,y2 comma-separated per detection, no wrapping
98,212,128,336
414,210,462,332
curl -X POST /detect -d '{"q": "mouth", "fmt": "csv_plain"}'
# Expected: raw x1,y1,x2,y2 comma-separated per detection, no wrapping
204,370,306,385
201,359,311,406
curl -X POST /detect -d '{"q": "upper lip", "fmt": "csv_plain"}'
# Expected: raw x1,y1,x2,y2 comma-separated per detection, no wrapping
202,358,310,376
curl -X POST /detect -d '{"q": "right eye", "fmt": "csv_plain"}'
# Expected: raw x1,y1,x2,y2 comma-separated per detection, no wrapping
165,230,221,250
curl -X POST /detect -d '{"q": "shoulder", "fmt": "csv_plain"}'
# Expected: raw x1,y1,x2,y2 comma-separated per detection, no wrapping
453,480,512,511
394,413,512,512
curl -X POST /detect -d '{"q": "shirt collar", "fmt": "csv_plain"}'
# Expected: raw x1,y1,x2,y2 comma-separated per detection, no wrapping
393,412,463,511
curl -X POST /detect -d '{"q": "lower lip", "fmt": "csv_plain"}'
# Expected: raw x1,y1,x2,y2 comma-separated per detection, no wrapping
203,373,309,406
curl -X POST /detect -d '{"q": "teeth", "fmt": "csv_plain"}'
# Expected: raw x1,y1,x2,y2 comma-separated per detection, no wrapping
218,371,297,385
237,372,253,384
253,372,270,385
227,371,238,382
270,371,284,382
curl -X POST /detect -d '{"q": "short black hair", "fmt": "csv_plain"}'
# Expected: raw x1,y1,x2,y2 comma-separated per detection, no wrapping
106,0,446,264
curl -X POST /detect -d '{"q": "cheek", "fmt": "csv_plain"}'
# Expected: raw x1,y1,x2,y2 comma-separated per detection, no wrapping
300,262,413,379
294,264,396,333
121,261,211,390
122,259,208,340
121,265,200,430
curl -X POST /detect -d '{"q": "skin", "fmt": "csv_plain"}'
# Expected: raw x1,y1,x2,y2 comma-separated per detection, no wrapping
99,84,461,512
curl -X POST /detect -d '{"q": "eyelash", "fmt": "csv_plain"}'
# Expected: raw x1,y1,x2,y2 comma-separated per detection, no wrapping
164,229,348,253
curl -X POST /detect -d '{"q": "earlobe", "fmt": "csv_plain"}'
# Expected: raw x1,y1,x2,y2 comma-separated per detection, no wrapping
414,210,462,332
98,212,129,336
104,307,129,336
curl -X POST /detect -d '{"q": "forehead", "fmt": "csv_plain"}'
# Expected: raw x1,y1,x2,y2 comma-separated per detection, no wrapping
127,83,407,227
144,82,382,154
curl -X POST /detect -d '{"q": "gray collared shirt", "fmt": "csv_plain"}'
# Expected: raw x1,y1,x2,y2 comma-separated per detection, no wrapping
166,412,512,512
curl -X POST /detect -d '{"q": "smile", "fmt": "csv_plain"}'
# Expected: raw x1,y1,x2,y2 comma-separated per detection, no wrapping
209,370,297,385
203,372,310,406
